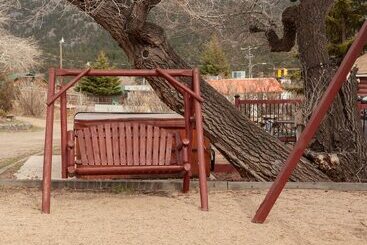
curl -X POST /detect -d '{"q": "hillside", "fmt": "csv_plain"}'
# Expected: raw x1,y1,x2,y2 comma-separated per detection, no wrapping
8,1,129,72
7,0,299,73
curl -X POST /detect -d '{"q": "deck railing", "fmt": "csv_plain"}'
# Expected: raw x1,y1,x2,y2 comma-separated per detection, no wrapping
234,96,302,143
235,96,367,141
358,101,367,138
358,78,367,138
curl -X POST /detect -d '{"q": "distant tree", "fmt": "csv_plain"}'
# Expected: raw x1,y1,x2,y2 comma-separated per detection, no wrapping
0,0,40,114
200,35,230,78
76,51,122,96
0,1,40,75
326,0,367,58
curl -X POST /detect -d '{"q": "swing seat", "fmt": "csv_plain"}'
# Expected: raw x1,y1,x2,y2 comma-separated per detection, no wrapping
66,122,191,192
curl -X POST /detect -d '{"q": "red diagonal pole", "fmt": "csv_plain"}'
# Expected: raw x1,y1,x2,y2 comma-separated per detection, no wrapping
47,68,90,106
252,20,367,223
156,68,204,102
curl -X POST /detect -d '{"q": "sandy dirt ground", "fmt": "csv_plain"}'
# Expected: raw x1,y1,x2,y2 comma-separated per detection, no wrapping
0,117,47,161
0,188,366,245
0,117,71,161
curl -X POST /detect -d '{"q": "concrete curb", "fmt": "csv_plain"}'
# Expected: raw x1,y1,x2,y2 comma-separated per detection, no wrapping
1,179,367,192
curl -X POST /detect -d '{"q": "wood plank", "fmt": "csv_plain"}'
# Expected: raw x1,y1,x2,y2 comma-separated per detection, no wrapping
165,132,173,165
152,126,160,165
105,124,114,165
159,129,167,165
119,123,127,165
98,124,107,165
90,126,101,164
125,123,133,165
139,124,146,165
111,123,120,165
145,125,153,165
76,130,88,165
83,128,94,165
173,132,181,165
133,123,139,165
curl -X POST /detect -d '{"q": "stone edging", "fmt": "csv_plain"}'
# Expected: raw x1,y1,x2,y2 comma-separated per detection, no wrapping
1,179,367,192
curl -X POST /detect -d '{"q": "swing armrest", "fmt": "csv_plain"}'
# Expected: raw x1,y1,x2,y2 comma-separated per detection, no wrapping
67,130,75,149
181,139,190,166
176,138,189,151
66,131,75,177
67,140,74,149
177,138,190,167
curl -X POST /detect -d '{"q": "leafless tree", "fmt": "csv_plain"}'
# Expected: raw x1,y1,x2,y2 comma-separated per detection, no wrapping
18,0,367,181
0,0,41,74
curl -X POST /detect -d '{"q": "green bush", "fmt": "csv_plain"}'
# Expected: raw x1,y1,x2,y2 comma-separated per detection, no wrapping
76,51,122,96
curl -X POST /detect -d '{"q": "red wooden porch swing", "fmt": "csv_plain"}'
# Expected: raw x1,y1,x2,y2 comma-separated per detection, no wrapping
41,67,208,213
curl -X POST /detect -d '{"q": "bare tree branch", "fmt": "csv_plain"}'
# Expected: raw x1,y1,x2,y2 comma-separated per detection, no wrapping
0,0,41,73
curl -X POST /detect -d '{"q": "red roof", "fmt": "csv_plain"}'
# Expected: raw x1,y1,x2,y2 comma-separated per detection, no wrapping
208,78,283,95
355,53,367,75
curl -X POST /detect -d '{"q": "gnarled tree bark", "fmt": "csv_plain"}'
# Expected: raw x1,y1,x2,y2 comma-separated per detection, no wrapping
65,0,364,182
258,0,367,181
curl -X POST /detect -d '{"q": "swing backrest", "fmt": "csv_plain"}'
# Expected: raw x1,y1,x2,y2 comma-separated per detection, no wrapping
74,122,179,166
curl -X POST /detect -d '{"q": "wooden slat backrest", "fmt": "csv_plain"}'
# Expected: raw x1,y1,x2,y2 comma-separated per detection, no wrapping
111,124,120,165
133,123,139,165
105,124,114,165
125,123,133,165
165,133,173,165
76,130,88,165
152,126,160,165
90,126,101,164
139,125,146,165
83,128,94,165
118,123,127,165
146,125,153,165
158,130,167,165
97,124,107,165
75,123,177,167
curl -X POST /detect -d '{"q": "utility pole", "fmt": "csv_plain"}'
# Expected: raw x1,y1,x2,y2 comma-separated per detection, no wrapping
59,37,64,69
241,46,257,78
59,37,65,85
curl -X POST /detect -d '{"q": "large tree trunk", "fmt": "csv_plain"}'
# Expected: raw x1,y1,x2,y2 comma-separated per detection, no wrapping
264,0,367,181
298,1,367,181
65,0,363,182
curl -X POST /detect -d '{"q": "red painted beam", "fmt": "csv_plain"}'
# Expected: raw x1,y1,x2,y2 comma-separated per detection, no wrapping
47,68,90,106
56,68,193,77
252,20,367,224
156,68,204,103
72,165,186,175
237,99,302,105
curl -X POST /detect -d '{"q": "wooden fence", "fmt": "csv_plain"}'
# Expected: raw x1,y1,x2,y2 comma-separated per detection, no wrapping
234,96,302,143
235,96,367,142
